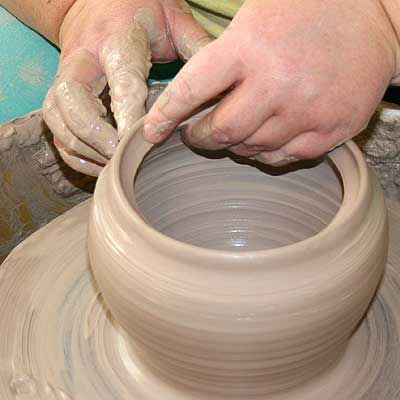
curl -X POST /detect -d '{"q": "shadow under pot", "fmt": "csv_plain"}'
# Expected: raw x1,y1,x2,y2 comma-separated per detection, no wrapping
88,118,388,398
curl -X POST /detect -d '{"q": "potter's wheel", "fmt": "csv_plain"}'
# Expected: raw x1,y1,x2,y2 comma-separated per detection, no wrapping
0,199,399,400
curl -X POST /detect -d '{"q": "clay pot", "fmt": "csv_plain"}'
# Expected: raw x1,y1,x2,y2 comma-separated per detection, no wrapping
88,118,388,397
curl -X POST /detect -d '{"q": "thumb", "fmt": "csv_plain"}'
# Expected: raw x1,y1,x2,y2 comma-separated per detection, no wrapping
163,0,213,61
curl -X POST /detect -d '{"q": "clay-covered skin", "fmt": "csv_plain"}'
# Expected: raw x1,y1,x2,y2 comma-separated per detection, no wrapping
88,116,388,396
42,0,212,176
0,154,397,399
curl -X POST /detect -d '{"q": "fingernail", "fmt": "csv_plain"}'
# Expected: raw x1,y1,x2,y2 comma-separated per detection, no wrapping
256,151,298,166
143,121,174,142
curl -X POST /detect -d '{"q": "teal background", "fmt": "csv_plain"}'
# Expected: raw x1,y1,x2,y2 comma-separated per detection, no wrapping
0,6,60,123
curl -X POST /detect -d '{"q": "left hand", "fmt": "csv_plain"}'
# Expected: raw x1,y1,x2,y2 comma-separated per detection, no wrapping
43,0,211,176
144,0,400,166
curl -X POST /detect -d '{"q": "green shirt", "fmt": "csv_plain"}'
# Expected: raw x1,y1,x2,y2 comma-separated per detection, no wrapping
188,0,243,37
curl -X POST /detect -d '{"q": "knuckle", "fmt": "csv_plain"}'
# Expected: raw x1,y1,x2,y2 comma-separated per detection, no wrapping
299,81,323,104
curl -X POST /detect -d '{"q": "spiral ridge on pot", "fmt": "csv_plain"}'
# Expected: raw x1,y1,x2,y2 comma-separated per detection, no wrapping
89,133,387,397
135,136,342,251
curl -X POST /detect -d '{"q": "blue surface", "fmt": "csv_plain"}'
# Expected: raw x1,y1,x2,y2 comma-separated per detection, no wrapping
0,6,60,123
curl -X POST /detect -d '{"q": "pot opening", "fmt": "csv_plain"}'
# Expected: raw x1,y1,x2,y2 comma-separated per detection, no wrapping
134,136,343,251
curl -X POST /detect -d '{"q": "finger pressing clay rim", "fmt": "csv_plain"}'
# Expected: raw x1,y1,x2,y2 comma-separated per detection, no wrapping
109,117,371,262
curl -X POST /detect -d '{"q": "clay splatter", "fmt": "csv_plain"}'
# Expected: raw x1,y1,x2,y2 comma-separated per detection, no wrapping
18,60,48,87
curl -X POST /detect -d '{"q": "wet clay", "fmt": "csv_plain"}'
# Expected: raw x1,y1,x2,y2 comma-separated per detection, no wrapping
89,124,387,397
0,83,163,263
0,171,398,399
0,110,93,262
0,97,398,398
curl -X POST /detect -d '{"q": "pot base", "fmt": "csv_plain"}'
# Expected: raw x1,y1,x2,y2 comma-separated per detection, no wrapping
0,200,398,399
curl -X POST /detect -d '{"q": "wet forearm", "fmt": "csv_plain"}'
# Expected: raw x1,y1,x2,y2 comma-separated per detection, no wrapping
0,0,77,45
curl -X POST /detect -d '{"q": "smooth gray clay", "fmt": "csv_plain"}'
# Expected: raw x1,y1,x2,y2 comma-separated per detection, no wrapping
89,114,388,397
0,102,399,400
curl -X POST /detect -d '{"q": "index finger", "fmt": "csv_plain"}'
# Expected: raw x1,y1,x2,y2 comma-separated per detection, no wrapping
143,40,239,143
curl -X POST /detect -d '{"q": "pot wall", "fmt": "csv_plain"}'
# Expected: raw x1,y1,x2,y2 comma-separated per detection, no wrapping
88,129,388,397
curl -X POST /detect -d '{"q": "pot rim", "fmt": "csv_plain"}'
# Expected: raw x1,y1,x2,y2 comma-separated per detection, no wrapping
107,117,370,261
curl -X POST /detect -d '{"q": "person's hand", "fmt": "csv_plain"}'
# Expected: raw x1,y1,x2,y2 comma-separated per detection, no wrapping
144,0,400,166
43,0,211,176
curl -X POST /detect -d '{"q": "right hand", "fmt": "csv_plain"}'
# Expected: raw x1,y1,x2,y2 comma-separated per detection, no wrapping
43,0,211,176
144,0,399,167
